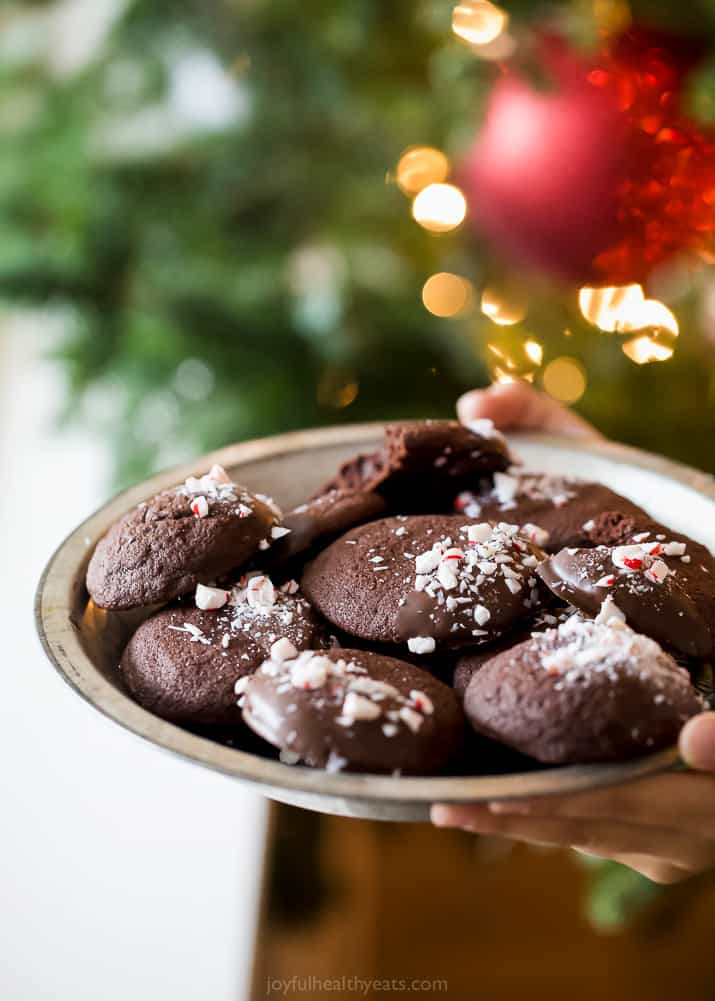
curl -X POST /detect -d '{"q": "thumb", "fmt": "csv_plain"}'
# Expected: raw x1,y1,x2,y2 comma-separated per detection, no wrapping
679,712,715,771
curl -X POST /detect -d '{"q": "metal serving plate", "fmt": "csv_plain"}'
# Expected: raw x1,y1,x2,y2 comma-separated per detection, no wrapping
35,425,715,822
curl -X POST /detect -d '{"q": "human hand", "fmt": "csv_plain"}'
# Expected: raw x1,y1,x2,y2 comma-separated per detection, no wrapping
432,382,715,884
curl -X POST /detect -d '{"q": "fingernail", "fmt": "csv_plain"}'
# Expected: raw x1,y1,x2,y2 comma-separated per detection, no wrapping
430,805,454,827
680,712,715,770
456,389,485,423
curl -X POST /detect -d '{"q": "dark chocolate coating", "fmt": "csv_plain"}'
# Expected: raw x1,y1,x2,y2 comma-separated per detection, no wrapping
464,619,703,764
120,591,329,727
468,472,649,553
313,420,511,511
87,481,278,610
241,647,465,774
265,489,387,565
538,539,715,659
301,515,546,650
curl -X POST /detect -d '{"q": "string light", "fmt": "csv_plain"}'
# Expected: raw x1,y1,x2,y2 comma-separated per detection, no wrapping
621,335,674,364
524,340,543,365
543,356,588,403
452,1,508,46
412,183,467,233
485,332,542,382
481,286,528,325
396,147,450,196
579,284,679,363
578,284,644,332
422,273,474,317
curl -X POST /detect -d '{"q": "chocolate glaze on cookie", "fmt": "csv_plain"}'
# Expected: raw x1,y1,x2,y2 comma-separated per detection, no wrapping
265,489,387,566
464,616,702,764
87,465,280,610
454,470,649,553
120,577,328,727
538,531,715,658
239,647,464,774
313,419,511,511
301,515,546,652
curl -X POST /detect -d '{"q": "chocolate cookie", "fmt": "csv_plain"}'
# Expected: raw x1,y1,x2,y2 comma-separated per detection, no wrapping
453,607,573,699
87,464,281,610
464,616,703,764
265,489,387,566
301,515,546,653
538,530,715,658
454,470,649,553
239,647,464,774
313,419,511,511
120,576,328,727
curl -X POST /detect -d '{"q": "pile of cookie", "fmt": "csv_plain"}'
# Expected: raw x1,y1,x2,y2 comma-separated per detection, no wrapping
86,420,712,776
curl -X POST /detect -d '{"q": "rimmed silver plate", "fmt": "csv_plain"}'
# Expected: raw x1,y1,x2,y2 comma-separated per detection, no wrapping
36,425,715,821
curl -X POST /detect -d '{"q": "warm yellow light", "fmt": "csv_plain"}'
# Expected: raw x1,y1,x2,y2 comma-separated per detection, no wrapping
485,333,542,383
524,340,543,365
422,272,474,317
452,1,508,46
622,336,673,365
617,298,679,337
412,183,467,233
543,356,587,403
396,146,450,196
481,286,528,326
578,284,645,332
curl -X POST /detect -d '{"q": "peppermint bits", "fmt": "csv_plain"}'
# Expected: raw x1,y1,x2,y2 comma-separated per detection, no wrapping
191,496,209,518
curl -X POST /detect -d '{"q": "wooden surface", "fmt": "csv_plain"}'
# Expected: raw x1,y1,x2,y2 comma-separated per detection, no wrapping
254,806,715,1001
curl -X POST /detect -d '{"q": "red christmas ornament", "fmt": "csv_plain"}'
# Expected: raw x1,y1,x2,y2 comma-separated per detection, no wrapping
461,30,715,285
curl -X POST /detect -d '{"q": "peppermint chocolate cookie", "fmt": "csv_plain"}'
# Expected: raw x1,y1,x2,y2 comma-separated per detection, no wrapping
454,470,648,553
538,531,715,658
453,607,573,699
239,647,464,774
314,419,511,511
301,515,546,653
120,576,328,727
87,465,281,609
265,489,386,566
464,615,702,764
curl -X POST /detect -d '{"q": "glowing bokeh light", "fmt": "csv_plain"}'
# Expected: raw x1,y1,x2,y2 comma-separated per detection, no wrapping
543,356,587,403
481,286,528,326
396,146,450,196
486,332,542,382
617,298,679,337
422,272,474,317
621,336,674,365
578,284,645,332
524,340,543,365
412,183,467,233
452,1,508,46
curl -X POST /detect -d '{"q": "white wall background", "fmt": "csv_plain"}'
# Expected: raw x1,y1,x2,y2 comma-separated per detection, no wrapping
0,326,268,1001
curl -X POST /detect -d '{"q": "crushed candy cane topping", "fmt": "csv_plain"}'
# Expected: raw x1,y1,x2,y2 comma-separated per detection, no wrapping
487,468,579,512
195,583,230,610
170,575,319,662
533,615,695,692
404,522,540,650
246,649,441,757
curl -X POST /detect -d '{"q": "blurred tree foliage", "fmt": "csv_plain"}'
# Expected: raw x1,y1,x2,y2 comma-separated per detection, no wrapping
0,0,714,488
